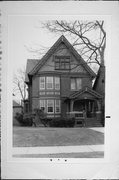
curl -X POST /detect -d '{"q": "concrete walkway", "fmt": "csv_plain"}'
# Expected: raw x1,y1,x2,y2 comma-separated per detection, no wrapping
89,127,104,133
13,144,104,155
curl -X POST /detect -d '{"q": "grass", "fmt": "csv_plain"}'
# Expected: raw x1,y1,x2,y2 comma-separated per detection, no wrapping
13,151,104,158
13,127,104,147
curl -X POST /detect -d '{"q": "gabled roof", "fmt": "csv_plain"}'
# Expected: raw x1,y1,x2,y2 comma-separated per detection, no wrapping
69,87,102,99
25,59,39,83
28,35,96,78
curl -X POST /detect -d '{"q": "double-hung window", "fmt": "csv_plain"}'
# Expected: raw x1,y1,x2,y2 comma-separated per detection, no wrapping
55,100,60,113
46,77,53,89
71,78,82,90
39,100,45,111
47,100,54,113
39,77,45,90
55,77,60,90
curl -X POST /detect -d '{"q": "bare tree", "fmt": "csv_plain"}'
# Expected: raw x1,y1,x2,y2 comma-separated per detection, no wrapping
13,67,27,102
42,20,106,68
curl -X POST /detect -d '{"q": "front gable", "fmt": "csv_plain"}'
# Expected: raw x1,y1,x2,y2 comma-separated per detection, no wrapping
70,87,102,100
39,42,87,74
29,35,96,78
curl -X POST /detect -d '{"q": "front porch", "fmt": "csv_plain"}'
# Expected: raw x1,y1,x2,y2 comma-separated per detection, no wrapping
64,87,103,127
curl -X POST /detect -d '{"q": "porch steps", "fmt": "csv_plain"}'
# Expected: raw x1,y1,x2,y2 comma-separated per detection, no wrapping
84,118,102,127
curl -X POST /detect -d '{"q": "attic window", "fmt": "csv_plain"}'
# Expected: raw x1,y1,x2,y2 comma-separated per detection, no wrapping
55,55,70,70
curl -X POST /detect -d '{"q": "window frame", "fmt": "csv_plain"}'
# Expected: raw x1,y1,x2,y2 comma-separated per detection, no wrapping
71,78,82,91
54,77,60,90
55,55,70,70
47,99,54,114
46,76,54,90
39,76,45,90
55,99,61,113
39,99,46,111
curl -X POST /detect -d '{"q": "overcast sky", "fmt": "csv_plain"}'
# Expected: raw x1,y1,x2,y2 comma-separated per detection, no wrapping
9,16,60,75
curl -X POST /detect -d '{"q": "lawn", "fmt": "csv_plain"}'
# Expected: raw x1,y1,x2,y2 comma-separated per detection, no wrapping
13,127,104,147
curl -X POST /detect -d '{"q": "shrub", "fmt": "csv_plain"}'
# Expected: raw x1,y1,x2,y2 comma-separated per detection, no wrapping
49,117,75,127
15,112,33,126
33,108,49,127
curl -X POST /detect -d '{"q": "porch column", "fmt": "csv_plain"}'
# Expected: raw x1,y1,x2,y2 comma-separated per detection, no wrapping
97,100,101,111
70,100,74,112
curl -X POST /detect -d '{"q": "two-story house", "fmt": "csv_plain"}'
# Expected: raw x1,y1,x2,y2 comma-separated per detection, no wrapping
25,35,103,126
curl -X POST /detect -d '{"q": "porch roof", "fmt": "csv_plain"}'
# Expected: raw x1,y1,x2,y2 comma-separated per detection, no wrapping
69,87,103,100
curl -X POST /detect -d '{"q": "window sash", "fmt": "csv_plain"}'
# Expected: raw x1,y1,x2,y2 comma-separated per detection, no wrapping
71,78,76,90
55,77,60,90
71,78,82,90
55,100,60,113
47,100,54,113
55,56,70,70
46,77,53,89
39,100,45,111
39,77,45,90
77,78,82,90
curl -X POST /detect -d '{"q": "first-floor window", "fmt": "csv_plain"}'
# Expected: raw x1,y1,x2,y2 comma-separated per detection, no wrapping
47,100,54,113
39,100,45,111
55,100,60,113
39,99,61,114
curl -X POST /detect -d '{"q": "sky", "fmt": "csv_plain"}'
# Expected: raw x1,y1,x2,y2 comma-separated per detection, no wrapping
9,16,61,102
9,16,60,75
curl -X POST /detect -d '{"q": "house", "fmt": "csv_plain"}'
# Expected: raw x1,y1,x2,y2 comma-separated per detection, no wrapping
25,35,104,127
13,100,23,126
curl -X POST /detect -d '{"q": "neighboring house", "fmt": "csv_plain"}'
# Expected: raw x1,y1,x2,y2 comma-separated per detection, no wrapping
25,35,104,127
13,100,23,126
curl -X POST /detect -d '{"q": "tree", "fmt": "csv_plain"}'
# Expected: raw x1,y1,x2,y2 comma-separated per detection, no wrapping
13,67,28,102
42,20,106,70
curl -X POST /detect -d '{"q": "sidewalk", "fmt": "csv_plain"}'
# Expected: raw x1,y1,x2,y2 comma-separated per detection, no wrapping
89,127,104,133
13,144,104,155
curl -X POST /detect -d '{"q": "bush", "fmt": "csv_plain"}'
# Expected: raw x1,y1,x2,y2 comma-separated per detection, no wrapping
49,117,75,127
15,112,33,126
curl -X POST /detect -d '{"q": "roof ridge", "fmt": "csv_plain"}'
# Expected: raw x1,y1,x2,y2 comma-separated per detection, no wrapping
28,35,96,77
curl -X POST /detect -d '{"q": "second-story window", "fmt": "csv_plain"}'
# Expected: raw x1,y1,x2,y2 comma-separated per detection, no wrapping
39,77,45,90
46,77,53,89
71,78,82,90
55,55,70,70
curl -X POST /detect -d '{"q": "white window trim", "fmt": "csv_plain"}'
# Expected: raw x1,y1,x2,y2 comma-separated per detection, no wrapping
55,99,61,113
39,77,45,90
47,100,54,114
46,77,54,90
55,77,60,90
39,99,46,111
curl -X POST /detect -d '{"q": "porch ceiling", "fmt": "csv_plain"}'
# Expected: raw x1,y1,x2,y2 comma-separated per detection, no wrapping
69,87,103,100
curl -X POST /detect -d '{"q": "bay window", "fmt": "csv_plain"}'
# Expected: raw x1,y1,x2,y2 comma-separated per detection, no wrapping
55,77,60,90
55,100,60,113
47,100,54,113
39,99,61,114
39,100,45,111
46,77,53,89
39,77,45,90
